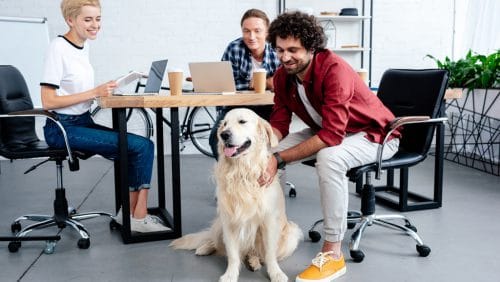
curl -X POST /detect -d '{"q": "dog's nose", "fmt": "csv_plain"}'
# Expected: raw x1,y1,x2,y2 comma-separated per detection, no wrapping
220,130,231,142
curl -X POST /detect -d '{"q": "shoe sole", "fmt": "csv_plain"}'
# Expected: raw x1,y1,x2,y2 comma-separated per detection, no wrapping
295,266,346,282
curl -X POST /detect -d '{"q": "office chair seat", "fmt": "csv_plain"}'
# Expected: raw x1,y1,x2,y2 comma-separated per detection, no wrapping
347,151,426,180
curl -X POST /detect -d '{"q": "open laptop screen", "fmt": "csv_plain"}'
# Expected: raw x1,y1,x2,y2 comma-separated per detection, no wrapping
189,61,236,94
144,59,168,93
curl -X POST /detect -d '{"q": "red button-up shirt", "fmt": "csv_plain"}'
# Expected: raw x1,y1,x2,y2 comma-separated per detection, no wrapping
270,50,400,146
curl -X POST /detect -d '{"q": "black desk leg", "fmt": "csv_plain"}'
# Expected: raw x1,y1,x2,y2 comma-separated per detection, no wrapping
112,108,132,241
170,107,182,237
434,103,445,207
112,107,182,243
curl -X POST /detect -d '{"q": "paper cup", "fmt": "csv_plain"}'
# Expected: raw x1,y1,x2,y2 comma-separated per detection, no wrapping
357,69,368,85
168,69,183,96
252,68,267,94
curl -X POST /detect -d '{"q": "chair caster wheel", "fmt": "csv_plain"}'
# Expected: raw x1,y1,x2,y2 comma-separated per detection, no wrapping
8,241,21,253
416,244,431,257
77,238,90,249
289,188,297,198
110,220,120,230
347,222,356,229
44,241,57,254
309,230,321,242
68,207,77,215
11,222,21,233
350,249,364,262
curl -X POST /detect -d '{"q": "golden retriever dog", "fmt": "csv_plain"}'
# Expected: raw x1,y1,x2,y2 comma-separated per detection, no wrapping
170,108,303,282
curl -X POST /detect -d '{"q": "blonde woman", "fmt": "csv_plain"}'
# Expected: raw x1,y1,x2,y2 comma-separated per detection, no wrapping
40,0,168,233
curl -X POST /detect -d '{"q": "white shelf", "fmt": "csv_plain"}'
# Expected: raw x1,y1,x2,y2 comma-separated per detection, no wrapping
280,0,372,84
317,15,370,21
331,48,366,52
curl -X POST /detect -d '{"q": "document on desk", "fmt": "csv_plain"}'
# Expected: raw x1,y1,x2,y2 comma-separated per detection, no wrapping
115,71,145,88
113,71,152,95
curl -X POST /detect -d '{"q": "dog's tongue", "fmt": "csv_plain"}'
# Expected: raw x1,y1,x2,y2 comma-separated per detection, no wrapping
224,146,238,157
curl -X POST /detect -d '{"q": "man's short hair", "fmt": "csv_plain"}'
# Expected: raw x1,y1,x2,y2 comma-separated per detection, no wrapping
240,8,270,27
268,11,326,51
61,0,100,20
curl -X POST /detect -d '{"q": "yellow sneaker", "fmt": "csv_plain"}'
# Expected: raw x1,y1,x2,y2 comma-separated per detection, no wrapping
296,252,346,282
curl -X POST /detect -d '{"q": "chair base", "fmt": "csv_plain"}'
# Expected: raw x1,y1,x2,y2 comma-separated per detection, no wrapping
7,187,112,254
8,210,112,254
308,211,431,262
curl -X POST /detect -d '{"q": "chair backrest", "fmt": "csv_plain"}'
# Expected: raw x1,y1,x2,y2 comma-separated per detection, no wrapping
0,65,39,149
377,69,448,155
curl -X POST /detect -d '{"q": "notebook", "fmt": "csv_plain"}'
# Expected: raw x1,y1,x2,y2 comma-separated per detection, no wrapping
189,61,237,94
114,59,168,95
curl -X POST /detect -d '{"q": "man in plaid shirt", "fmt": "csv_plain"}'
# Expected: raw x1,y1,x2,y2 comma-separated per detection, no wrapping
209,8,281,159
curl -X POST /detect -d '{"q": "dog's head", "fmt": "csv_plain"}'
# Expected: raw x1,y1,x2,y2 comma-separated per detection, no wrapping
217,108,278,159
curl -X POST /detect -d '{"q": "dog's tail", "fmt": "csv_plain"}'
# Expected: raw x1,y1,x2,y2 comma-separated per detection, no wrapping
278,221,304,260
169,229,212,250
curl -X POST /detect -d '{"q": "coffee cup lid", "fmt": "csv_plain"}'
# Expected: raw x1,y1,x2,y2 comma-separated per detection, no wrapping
168,68,183,73
253,68,266,73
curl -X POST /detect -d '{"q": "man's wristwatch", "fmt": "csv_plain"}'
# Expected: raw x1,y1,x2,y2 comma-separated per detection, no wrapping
273,152,286,169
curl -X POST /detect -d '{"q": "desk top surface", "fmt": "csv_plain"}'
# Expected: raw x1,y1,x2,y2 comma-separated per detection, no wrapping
99,89,457,109
98,92,274,108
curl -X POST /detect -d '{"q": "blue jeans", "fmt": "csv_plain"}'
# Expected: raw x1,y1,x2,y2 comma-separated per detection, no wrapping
43,111,154,191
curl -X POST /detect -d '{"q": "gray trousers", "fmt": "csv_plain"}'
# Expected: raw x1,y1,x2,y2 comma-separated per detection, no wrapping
277,128,399,242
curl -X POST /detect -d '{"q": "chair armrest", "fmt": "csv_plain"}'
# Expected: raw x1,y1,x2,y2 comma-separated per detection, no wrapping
0,109,76,165
8,108,58,120
374,116,448,179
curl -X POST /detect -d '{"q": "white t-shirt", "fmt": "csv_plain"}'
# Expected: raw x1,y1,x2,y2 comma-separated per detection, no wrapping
250,56,263,80
296,79,322,127
41,36,94,115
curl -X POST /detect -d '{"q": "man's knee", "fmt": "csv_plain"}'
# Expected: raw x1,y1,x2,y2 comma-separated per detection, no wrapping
316,147,349,173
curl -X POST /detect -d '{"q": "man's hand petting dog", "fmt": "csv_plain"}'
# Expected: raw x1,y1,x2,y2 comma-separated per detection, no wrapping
258,155,278,187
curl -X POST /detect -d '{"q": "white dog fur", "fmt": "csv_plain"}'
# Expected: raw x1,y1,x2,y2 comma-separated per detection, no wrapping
170,108,303,282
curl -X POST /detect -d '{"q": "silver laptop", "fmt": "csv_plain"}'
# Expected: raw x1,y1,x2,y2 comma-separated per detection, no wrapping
189,61,237,94
114,59,168,95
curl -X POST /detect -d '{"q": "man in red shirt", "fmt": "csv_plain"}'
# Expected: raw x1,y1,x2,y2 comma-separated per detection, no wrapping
262,12,401,281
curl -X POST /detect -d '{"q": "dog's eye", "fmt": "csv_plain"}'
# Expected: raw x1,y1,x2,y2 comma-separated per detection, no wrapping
238,119,247,124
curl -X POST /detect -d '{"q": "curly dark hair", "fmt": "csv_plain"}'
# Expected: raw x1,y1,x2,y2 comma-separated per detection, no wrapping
267,11,326,51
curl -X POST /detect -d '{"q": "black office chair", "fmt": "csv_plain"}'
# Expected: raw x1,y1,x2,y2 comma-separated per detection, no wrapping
306,69,449,262
0,65,112,254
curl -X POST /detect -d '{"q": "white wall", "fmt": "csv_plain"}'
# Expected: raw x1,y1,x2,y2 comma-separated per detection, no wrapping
0,0,454,87
371,0,454,86
0,0,456,154
0,0,277,86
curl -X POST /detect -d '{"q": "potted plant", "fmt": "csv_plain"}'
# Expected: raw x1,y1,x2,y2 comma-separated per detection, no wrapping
426,50,500,175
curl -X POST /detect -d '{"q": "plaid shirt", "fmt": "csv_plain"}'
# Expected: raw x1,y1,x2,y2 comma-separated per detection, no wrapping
221,37,280,90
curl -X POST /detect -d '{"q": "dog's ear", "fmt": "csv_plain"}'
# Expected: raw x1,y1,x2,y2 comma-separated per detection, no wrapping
258,118,278,148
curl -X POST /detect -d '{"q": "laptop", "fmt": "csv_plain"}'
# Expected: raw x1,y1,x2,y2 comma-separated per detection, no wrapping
189,61,237,94
114,59,168,95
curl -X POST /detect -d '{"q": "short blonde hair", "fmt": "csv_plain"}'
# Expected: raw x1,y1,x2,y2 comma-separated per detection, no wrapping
60,0,101,20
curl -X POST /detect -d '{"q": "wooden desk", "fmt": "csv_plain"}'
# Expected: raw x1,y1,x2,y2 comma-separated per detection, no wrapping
99,93,274,243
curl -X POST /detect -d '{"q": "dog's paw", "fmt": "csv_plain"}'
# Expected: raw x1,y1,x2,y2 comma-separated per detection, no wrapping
245,255,262,271
269,270,288,282
219,271,239,282
195,242,215,256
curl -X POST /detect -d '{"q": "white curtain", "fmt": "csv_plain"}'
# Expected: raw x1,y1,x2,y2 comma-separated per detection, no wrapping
454,0,500,58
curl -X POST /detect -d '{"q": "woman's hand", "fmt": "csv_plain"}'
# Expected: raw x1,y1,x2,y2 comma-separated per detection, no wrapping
94,81,117,97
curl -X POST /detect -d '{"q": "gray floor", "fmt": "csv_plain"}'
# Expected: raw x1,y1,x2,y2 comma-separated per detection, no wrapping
0,155,499,282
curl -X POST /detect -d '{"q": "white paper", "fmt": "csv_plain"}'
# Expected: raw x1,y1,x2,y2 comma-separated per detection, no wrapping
115,71,146,88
